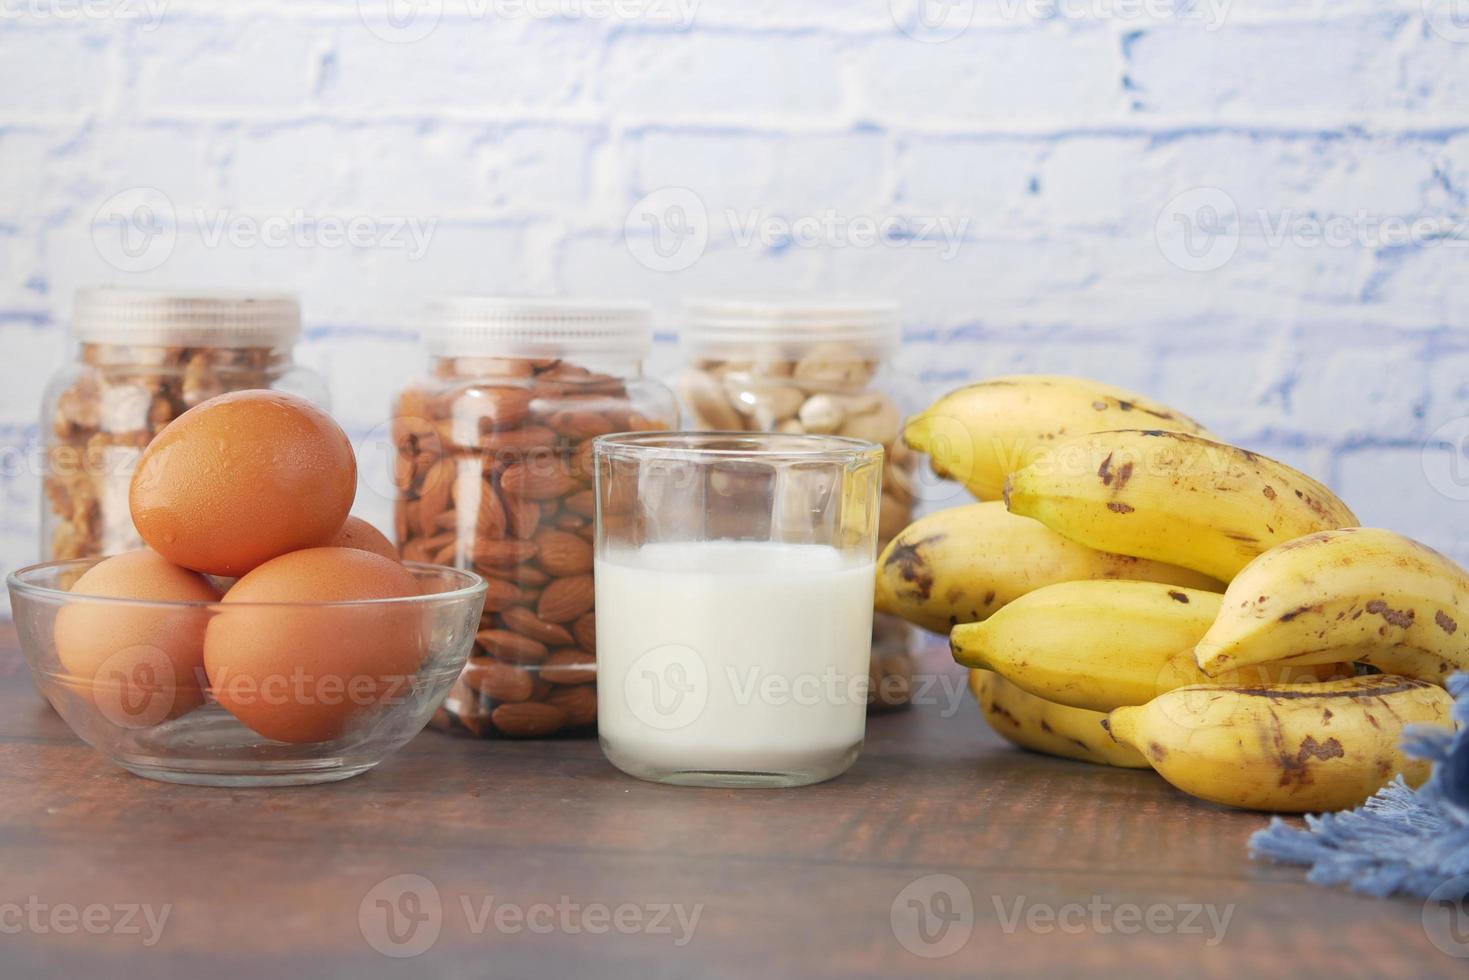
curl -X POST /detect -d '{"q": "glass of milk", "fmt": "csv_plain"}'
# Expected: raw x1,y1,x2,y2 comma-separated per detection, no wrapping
592,432,884,788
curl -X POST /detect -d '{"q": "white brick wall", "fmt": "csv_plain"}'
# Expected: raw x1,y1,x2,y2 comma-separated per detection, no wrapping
3,0,1469,607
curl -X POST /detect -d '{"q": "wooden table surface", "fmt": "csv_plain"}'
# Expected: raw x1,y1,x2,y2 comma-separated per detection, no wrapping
0,622,1459,979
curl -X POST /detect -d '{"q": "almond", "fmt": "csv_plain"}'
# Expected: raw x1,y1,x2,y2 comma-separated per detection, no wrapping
542,648,596,685
544,684,596,727
537,575,595,624
553,513,587,532
476,629,549,665
549,410,617,442
482,563,550,587
565,490,596,518
472,539,539,568
462,386,533,431
501,605,574,646
402,530,455,563
505,494,542,540
569,439,598,481
572,612,596,653
534,528,593,576
463,659,535,703
415,459,455,535
482,577,523,612
491,701,566,738
501,458,578,501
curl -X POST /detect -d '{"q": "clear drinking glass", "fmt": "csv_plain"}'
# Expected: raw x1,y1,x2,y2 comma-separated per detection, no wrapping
592,432,884,788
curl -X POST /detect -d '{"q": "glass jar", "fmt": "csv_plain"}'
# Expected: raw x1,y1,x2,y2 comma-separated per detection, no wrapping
42,288,325,563
677,299,919,711
396,298,679,739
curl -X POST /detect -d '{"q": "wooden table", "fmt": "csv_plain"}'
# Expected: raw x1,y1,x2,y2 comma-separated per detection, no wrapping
0,623,1458,979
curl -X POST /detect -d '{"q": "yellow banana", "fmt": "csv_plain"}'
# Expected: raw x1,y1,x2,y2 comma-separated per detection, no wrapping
875,502,1222,634
951,581,1345,712
1005,430,1358,581
904,374,1212,501
1195,527,1469,684
969,669,1148,769
1104,675,1454,813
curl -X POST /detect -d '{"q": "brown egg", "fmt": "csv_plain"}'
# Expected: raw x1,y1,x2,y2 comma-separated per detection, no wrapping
324,516,399,561
54,550,221,728
204,548,422,744
130,390,357,577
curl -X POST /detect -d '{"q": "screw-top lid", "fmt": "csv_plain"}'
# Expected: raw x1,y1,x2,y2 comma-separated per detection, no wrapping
422,297,654,359
682,297,901,358
73,287,302,348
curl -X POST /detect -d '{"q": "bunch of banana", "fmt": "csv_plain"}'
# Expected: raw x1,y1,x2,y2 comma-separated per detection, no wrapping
1004,429,1359,581
903,375,1213,500
969,669,1147,769
1195,527,1469,685
1104,675,1455,812
951,580,1346,712
875,502,1221,634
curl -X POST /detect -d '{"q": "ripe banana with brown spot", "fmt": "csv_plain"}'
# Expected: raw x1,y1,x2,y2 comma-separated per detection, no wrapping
969,669,1148,769
951,580,1346,713
875,501,1223,634
1104,675,1454,813
1005,430,1358,582
903,375,1212,500
1195,527,1469,684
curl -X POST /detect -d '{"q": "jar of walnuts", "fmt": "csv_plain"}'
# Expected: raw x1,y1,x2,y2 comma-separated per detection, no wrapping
42,288,326,563
396,298,678,739
678,299,919,711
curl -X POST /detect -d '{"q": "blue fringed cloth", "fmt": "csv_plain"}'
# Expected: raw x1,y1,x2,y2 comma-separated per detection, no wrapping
1250,674,1469,899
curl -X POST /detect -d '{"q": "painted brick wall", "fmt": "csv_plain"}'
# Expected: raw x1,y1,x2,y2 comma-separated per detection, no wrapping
3,0,1469,609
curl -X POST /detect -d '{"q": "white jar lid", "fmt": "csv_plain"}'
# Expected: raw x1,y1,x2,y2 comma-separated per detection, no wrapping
423,297,653,359
682,297,900,358
73,287,302,348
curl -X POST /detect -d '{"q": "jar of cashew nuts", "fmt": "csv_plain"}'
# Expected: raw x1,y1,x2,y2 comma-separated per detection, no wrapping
42,287,327,563
396,298,678,739
678,299,919,711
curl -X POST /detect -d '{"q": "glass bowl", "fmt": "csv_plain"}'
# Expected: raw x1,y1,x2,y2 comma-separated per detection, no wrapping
7,559,486,787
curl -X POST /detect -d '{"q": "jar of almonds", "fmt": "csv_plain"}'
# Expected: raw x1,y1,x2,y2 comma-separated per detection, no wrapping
678,299,919,711
42,288,327,563
396,298,678,739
